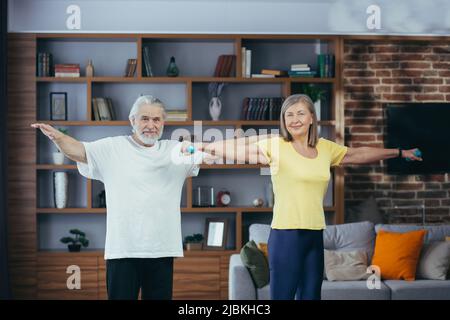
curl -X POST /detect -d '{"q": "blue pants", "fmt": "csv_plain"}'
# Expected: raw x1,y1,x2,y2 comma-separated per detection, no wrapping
268,228,324,300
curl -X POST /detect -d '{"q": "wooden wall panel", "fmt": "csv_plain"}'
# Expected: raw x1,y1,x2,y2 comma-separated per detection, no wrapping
37,255,98,300
7,33,37,299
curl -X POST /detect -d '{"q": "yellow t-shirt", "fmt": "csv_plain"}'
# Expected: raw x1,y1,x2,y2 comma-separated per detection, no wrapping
256,137,348,230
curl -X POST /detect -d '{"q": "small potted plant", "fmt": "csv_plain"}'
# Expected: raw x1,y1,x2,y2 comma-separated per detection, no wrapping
52,128,68,165
184,233,204,251
60,229,89,252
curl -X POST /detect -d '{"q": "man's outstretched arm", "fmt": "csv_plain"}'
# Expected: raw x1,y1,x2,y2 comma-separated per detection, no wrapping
31,123,87,163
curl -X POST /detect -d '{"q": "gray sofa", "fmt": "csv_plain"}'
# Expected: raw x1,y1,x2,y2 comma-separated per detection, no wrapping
229,222,450,300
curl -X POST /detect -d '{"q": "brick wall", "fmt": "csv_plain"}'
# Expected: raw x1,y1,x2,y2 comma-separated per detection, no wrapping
343,40,450,224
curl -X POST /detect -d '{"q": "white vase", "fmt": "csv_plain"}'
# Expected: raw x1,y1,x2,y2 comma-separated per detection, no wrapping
53,172,68,209
314,100,321,121
52,152,65,165
209,97,222,121
265,182,274,207
314,100,321,135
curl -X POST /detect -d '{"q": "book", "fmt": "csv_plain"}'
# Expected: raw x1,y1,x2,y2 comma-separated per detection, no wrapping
241,47,246,78
55,73,80,77
261,69,287,76
142,46,153,77
245,49,252,78
317,54,335,78
124,59,137,77
213,55,224,77
251,74,275,78
291,63,309,69
106,98,116,120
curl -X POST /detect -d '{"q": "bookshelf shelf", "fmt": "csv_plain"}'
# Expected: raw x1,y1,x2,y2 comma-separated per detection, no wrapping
36,76,336,84
36,206,335,214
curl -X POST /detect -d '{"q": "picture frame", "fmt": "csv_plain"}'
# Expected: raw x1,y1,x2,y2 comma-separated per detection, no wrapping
203,218,228,250
50,92,67,120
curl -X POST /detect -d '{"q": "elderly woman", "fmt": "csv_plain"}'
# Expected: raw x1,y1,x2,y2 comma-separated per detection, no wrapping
196,94,422,300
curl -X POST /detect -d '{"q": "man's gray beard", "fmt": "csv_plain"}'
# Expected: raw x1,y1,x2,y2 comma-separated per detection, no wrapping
133,125,164,145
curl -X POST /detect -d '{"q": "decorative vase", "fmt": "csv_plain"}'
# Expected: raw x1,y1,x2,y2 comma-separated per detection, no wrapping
85,59,94,77
209,97,222,121
265,181,274,207
166,56,179,77
314,99,321,121
52,152,65,165
53,172,68,209
314,99,322,135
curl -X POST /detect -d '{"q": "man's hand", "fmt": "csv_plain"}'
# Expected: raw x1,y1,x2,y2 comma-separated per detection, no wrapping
31,123,64,141
180,141,205,155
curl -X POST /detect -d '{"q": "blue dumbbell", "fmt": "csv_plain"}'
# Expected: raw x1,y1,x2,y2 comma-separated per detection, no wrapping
405,149,422,162
187,145,196,154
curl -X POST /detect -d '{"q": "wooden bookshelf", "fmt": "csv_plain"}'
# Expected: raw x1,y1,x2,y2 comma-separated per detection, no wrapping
9,32,345,300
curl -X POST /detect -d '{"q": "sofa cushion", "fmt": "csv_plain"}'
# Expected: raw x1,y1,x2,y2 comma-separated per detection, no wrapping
416,241,450,280
249,224,271,244
324,250,369,281
384,280,450,300
372,229,426,281
321,280,391,300
240,240,269,288
375,224,450,243
324,221,376,262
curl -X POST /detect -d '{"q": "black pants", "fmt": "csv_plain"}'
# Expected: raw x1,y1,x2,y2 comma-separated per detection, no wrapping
106,257,174,300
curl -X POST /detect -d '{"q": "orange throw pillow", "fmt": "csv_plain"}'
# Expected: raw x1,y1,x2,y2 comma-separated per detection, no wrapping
372,229,427,281
257,243,269,260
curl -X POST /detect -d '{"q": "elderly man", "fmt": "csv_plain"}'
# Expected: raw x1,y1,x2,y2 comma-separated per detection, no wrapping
31,95,207,300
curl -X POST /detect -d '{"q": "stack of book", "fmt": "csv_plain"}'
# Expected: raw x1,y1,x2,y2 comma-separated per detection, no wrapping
317,54,335,78
124,59,137,77
37,53,52,77
288,64,316,78
252,69,288,78
241,97,285,120
241,47,252,78
166,110,188,121
92,97,116,121
213,55,236,77
54,64,80,77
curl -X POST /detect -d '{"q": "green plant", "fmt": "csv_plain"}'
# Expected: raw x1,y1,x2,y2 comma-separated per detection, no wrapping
60,229,89,247
184,233,204,243
300,84,326,103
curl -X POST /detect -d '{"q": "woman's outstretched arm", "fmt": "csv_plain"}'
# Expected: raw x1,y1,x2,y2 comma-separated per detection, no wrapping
341,146,422,165
185,134,279,165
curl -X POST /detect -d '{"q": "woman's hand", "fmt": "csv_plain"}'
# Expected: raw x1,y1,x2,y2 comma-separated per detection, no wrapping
402,148,423,161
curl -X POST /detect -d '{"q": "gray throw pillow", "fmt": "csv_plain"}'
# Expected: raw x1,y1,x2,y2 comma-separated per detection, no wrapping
345,197,384,224
325,249,370,281
416,241,450,280
240,240,269,288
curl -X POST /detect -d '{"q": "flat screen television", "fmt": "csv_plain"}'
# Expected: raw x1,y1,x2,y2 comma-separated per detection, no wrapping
386,103,450,174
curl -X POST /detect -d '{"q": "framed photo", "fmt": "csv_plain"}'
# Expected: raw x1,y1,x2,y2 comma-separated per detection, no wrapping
50,92,67,120
203,218,228,250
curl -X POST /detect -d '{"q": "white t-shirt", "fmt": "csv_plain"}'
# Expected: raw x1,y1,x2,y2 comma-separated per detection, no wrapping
77,135,202,260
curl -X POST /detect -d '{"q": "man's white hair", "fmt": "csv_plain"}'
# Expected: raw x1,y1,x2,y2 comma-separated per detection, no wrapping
128,95,167,122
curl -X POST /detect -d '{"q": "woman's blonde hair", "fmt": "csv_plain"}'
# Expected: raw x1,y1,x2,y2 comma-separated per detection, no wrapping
279,94,319,147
